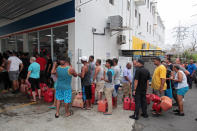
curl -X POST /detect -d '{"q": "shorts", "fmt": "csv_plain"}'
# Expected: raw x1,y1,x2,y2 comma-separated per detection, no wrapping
96,82,104,93
56,89,72,103
113,84,120,97
123,83,131,97
177,87,189,96
29,78,40,91
9,71,19,81
83,85,92,100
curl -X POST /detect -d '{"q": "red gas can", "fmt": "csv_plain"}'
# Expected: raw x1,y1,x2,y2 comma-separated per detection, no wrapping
130,98,135,111
44,88,54,103
151,94,161,103
160,96,172,111
123,97,131,110
91,84,96,104
98,100,107,112
152,102,161,113
40,83,48,97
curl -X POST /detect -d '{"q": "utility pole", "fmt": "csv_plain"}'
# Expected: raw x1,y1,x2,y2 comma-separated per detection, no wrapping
172,22,189,57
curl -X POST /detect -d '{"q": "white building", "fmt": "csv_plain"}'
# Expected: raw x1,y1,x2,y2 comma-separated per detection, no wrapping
0,0,165,89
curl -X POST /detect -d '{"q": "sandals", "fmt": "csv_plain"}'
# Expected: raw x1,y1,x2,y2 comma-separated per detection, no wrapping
65,111,74,117
104,112,112,115
174,113,185,116
31,99,36,102
152,111,161,117
55,114,59,118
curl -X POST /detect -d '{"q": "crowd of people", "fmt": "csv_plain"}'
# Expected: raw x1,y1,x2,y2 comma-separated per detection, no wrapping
0,51,197,121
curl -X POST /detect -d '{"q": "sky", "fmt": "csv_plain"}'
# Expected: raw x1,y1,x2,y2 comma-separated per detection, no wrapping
157,0,197,50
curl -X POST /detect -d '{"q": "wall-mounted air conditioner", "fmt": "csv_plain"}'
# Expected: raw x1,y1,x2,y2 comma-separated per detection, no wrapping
117,35,126,45
107,15,123,30
134,0,146,6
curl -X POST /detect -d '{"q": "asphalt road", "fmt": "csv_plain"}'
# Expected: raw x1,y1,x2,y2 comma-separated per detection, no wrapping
133,84,197,131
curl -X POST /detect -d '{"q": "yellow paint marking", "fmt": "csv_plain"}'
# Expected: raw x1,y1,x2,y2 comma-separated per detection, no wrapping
0,102,37,113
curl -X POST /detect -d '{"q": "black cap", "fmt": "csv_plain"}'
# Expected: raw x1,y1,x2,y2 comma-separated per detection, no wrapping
59,56,67,61
153,57,161,62
137,59,144,65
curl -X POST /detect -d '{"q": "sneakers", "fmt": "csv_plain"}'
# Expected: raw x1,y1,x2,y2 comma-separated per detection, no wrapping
141,114,149,118
129,115,139,120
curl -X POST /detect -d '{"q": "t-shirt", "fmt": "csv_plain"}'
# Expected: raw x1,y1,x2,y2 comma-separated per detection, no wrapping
113,65,121,85
89,62,95,82
36,57,47,71
134,66,150,92
28,62,40,79
151,65,167,90
8,56,22,71
122,68,132,83
187,64,197,75
45,58,53,72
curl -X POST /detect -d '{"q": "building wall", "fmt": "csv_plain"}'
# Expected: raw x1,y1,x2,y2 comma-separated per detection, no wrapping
75,0,130,61
132,0,165,50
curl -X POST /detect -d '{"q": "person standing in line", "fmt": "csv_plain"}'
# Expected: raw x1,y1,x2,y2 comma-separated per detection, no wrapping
78,56,92,110
104,59,114,115
130,59,150,120
7,52,24,93
20,53,30,87
151,57,167,115
122,63,132,99
172,65,189,116
26,57,40,102
45,55,53,86
132,60,138,94
89,55,95,83
52,57,77,118
93,59,105,101
112,58,121,108
48,60,59,109
187,59,196,89
36,53,47,84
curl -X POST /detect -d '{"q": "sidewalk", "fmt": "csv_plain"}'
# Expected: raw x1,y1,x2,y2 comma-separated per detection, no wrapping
0,91,135,131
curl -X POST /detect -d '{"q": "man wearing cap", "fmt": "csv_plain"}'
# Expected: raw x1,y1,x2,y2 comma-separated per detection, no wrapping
151,57,167,95
78,56,92,110
130,59,150,120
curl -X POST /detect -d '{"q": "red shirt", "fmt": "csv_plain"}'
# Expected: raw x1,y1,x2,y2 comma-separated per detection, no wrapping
36,57,47,71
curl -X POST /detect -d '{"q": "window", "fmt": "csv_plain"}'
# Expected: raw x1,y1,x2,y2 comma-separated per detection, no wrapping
127,0,130,11
147,22,149,32
16,35,23,52
135,9,138,18
147,0,149,8
53,25,69,60
109,0,114,5
28,32,38,56
138,13,141,26
39,29,51,56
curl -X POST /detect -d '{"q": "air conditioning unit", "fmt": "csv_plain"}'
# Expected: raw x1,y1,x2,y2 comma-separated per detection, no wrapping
134,0,146,6
117,35,126,45
107,15,123,30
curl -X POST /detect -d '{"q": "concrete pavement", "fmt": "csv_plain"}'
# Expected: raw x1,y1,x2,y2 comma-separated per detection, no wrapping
0,89,135,131
133,84,197,131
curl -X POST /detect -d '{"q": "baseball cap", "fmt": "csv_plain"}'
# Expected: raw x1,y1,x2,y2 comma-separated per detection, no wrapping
79,56,88,62
137,59,144,65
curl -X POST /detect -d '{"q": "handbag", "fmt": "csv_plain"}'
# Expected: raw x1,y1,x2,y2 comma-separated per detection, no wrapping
165,81,173,98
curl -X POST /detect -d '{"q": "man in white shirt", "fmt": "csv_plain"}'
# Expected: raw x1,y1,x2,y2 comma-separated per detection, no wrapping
122,63,132,99
112,58,121,108
7,52,23,93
